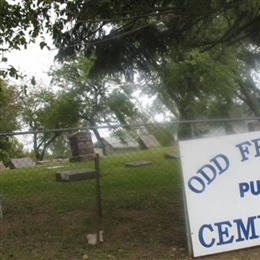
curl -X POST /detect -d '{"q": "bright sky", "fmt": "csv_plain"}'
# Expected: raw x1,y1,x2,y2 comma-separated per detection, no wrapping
6,40,58,86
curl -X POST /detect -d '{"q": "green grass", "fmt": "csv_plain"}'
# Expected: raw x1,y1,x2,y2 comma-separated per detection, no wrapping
0,147,188,259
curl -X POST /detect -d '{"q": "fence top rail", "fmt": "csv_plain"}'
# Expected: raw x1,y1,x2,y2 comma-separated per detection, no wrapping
1,117,260,136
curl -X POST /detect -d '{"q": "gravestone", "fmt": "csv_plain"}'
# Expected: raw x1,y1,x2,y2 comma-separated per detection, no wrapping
9,157,35,169
138,134,160,149
125,160,152,168
68,131,95,162
0,161,6,171
102,136,139,154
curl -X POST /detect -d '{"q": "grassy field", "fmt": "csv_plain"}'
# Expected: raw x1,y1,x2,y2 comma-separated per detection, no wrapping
0,147,259,259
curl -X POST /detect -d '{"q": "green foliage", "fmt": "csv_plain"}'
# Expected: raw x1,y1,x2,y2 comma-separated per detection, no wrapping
147,124,176,146
51,57,139,126
0,137,24,165
19,85,79,130
0,80,19,131
50,56,95,88
0,80,23,163
107,90,138,125
17,84,80,160
0,0,53,78
161,47,238,119
48,135,71,159
37,91,79,129
2,0,260,80
50,1,260,76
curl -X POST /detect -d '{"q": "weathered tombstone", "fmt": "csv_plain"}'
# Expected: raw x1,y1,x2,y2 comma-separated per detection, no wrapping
138,134,160,149
125,160,152,168
0,161,6,171
68,131,95,162
56,169,96,182
102,136,139,154
9,157,35,169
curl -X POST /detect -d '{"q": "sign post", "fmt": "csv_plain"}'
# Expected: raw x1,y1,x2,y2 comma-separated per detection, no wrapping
179,131,260,257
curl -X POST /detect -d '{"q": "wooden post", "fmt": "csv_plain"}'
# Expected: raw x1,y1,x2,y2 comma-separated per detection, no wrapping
95,154,102,243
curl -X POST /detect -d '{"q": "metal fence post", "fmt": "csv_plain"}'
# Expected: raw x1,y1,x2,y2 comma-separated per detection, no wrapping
95,154,102,243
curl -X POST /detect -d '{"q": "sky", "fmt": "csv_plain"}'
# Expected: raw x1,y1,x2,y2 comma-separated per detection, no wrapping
6,39,58,86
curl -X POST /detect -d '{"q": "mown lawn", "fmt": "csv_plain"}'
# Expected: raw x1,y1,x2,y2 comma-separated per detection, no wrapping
0,147,187,259
1,147,257,259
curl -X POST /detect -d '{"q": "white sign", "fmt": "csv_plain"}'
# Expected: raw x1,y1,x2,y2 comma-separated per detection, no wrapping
179,131,260,257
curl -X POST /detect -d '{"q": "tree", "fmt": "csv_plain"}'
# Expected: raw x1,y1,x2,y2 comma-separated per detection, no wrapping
235,47,260,117
164,48,236,115
140,46,238,138
48,1,260,129
0,80,19,131
149,43,260,138
2,1,260,78
4,1,260,139
51,56,139,153
50,1,260,77
0,80,23,163
17,85,79,160
48,135,71,159
46,0,260,129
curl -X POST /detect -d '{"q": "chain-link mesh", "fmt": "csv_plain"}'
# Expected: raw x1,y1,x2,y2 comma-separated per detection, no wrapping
0,120,259,259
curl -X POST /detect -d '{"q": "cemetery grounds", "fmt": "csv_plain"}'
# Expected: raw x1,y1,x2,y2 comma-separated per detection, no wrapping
0,147,260,259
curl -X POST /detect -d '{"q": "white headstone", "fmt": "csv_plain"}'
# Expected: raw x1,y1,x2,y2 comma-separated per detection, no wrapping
10,157,35,169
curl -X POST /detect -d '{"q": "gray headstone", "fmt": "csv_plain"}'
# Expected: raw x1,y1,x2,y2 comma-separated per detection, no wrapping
68,131,95,162
0,161,6,171
9,157,35,169
139,134,160,149
56,169,96,182
125,160,152,168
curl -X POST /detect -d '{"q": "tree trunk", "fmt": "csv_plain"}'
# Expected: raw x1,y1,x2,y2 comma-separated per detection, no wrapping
239,82,260,117
177,120,193,140
33,133,41,161
176,103,194,140
34,133,59,161
38,133,59,161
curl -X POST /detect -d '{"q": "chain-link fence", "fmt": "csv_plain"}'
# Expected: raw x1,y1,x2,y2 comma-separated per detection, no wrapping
0,119,260,259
